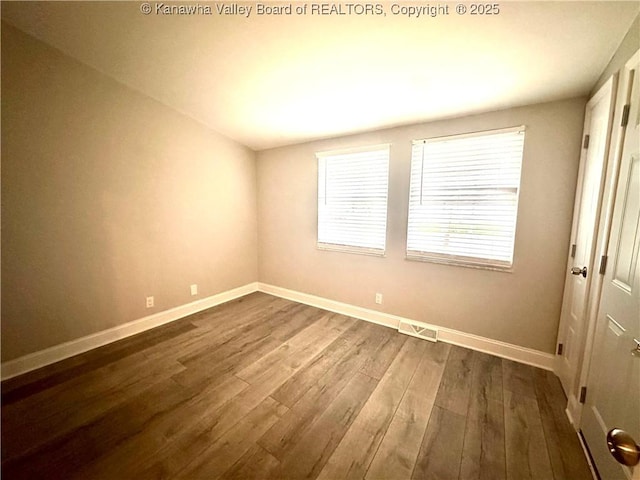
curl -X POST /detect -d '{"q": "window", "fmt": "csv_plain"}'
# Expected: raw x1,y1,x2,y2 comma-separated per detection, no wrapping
406,126,525,270
317,145,390,255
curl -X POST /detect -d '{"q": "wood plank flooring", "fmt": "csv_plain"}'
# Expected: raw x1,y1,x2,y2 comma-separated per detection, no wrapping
1,292,592,480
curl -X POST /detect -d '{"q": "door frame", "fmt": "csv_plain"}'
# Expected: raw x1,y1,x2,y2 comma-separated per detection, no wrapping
555,74,618,425
562,50,639,430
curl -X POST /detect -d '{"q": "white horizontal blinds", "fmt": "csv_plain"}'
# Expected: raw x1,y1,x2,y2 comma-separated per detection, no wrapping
318,146,390,254
407,127,525,268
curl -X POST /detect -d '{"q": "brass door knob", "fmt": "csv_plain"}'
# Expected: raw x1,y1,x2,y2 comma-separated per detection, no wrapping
607,428,640,466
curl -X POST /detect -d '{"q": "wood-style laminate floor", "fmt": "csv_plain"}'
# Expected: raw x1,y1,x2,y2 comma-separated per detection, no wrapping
1,292,592,480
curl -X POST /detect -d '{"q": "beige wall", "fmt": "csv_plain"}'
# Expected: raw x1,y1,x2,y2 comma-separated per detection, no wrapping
1,23,258,361
257,98,586,353
592,13,639,95
1,18,595,362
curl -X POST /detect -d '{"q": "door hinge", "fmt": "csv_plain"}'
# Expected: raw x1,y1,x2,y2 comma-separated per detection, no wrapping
621,104,630,127
599,255,608,275
583,134,590,149
579,386,587,404
557,343,564,355
570,244,577,258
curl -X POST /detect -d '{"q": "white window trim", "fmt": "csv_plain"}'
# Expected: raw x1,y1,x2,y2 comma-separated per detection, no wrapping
405,251,515,272
406,126,526,272
412,125,525,145
317,144,390,257
317,242,388,257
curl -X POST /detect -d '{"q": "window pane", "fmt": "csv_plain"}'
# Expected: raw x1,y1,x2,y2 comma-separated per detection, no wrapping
318,146,390,254
407,127,525,269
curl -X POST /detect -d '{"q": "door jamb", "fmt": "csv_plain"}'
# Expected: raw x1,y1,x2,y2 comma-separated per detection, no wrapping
555,74,619,427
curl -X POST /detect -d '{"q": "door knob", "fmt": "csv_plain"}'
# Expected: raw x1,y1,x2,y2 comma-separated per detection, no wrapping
571,266,588,278
607,428,640,466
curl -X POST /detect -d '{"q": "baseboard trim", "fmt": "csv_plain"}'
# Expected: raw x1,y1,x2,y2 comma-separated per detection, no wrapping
2,280,555,380
257,283,555,371
566,394,583,430
566,407,577,427
1,282,259,381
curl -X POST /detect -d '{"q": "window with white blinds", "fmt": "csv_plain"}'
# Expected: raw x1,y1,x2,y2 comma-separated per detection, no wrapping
407,126,525,269
317,145,390,255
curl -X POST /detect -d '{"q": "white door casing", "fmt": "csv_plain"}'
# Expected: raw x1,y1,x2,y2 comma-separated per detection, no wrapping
581,50,640,480
556,76,616,415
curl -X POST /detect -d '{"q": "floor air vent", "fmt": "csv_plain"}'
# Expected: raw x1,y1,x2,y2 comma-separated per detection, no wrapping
398,320,438,342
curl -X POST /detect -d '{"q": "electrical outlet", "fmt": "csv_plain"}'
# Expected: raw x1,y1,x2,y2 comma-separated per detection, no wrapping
190,284,198,296
146,296,154,308
375,293,383,305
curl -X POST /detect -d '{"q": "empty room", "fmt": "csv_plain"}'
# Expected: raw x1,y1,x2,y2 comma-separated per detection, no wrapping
1,1,639,479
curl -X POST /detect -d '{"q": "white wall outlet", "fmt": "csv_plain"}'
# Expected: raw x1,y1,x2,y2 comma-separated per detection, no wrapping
375,293,383,305
190,284,198,296
146,296,154,308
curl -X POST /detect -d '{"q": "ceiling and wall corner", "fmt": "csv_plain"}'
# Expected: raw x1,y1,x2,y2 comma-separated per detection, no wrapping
591,13,640,96
1,22,259,361
1,1,638,150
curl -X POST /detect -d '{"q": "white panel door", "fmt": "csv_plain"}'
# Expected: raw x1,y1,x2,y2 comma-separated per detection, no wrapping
581,50,640,480
556,78,615,402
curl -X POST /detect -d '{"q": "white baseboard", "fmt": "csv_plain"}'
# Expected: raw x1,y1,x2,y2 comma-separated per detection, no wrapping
1,280,555,381
566,394,583,430
566,407,577,427
1,282,259,381
257,283,555,371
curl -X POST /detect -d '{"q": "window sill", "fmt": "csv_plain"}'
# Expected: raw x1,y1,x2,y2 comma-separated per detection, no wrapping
405,253,513,273
317,242,386,257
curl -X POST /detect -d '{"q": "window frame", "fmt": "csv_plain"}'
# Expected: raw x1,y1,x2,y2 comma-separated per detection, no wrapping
316,144,391,257
405,126,526,271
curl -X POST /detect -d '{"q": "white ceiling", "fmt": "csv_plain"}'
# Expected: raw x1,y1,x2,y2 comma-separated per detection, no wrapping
2,1,638,150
